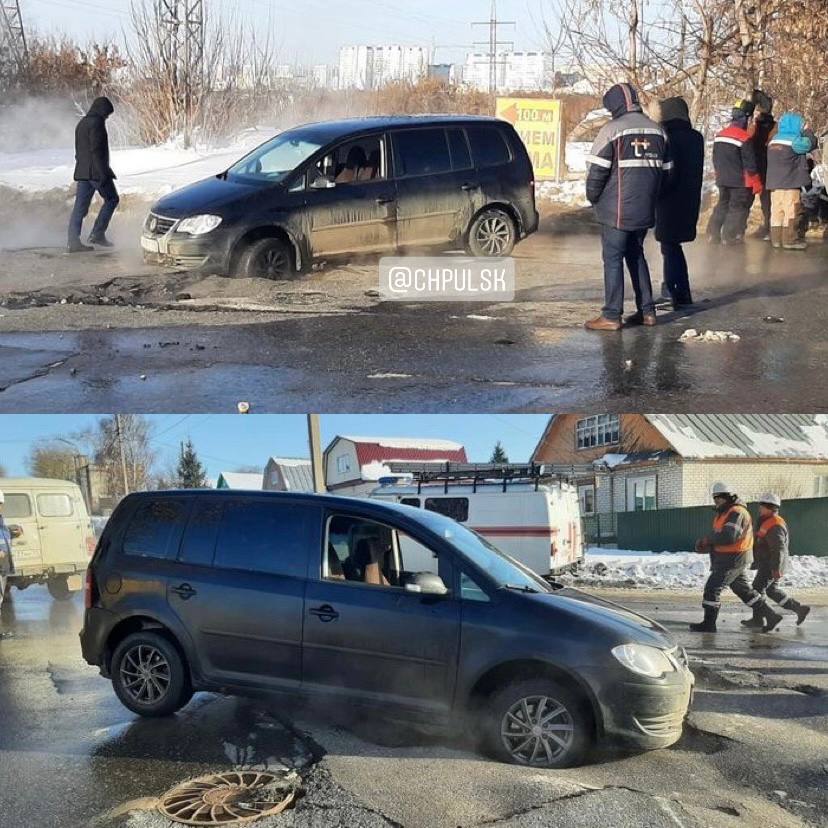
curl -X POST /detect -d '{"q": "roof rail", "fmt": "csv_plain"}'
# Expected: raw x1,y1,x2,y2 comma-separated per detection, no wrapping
384,461,594,493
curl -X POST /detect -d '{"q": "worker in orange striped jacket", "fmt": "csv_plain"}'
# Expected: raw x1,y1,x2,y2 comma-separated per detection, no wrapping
741,493,810,628
691,482,783,633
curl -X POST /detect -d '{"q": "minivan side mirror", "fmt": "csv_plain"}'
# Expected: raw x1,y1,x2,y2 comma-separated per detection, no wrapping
309,172,336,190
404,572,449,596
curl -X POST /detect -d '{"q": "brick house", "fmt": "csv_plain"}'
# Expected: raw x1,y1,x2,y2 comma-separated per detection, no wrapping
531,414,828,538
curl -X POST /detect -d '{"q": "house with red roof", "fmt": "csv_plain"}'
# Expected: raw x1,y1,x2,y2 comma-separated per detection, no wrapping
323,435,468,495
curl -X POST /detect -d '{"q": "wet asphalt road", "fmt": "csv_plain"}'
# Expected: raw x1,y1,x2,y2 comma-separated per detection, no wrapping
0,229,826,412
1,584,826,828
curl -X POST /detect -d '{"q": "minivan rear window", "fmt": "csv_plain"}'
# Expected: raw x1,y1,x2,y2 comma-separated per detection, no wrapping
179,499,223,566
213,500,316,578
3,493,32,518
392,128,451,177
123,498,189,559
466,126,511,168
446,128,472,170
424,497,469,523
37,493,74,517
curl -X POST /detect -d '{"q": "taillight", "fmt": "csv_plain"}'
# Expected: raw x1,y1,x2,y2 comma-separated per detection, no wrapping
85,569,94,609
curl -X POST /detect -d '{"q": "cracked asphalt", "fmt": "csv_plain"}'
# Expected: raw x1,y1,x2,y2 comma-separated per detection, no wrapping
1,200,826,412
1,585,825,828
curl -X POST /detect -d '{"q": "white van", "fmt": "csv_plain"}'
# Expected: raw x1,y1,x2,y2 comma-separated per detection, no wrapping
370,477,584,576
1,477,96,600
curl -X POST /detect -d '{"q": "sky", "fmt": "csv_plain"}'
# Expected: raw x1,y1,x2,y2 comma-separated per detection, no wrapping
22,0,548,67
0,414,550,480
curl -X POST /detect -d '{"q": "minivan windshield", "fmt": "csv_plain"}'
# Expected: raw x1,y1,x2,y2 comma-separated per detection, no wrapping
227,131,324,184
413,508,551,593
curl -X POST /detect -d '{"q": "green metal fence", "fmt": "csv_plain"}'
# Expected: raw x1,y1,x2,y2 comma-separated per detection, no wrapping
616,496,828,556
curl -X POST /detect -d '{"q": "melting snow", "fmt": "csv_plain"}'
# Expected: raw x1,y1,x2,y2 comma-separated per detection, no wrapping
679,329,741,343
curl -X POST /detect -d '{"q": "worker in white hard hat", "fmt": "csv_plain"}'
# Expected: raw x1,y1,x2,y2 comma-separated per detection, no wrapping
691,481,783,633
742,493,810,628
0,489,15,636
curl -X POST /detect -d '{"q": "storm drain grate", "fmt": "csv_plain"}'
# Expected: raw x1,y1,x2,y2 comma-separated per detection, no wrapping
158,770,299,825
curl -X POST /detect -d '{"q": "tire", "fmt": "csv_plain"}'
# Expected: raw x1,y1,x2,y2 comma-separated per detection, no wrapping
111,631,192,717
236,237,294,279
465,208,517,257
47,576,73,601
482,678,592,768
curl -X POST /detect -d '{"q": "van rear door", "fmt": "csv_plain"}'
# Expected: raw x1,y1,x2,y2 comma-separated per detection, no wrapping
35,487,90,578
547,486,583,571
3,490,42,576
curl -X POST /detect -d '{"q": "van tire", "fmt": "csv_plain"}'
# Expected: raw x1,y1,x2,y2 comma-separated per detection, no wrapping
482,678,592,768
111,631,192,717
237,237,294,280
465,208,516,257
47,576,73,601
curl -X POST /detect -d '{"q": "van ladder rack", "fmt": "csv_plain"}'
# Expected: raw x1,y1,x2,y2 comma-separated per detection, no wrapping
385,462,594,494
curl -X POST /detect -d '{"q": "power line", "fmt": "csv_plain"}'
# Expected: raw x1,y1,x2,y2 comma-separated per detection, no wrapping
0,0,28,89
470,0,514,94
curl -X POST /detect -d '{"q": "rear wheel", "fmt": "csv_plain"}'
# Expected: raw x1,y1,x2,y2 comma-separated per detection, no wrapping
466,208,516,257
483,678,592,768
111,631,192,717
46,576,73,601
237,237,294,279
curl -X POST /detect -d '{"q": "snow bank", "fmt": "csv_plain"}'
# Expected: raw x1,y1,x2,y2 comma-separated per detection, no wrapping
0,128,275,197
535,178,589,207
562,547,828,589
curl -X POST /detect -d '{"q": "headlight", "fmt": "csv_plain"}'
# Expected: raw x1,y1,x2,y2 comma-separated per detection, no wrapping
611,643,675,678
177,214,222,235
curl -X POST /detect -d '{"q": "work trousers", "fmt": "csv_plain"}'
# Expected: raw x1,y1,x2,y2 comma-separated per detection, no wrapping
702,552,765,609
752,566,799,609
770,189,802,229
707,186,754,242
660,242,692,305
600,226,655,321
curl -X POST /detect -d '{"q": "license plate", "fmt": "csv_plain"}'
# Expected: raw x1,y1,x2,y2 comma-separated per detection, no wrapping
66,574,83,592
140,236,160,253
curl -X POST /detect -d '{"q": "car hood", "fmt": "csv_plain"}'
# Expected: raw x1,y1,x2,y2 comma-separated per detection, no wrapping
152,175,268,217
525,587,675,649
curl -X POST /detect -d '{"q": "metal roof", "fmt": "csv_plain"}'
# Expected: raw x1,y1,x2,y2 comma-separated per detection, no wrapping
267,458,314,492
216,472,263,490
646,414,828,460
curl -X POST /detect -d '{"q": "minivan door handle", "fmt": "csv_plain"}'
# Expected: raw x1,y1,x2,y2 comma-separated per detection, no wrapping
309,604,339,622
375,196,395,205
461,182,480,191
171,583,197,600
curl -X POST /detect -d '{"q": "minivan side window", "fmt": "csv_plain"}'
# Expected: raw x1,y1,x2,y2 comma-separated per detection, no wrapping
179,499,224,566
392,128,451,177
123,499,189,559
400,498,420,507
446,127,472,170
466,126,511,168
37,493,74,517
424,497,469,523
213,500,315,578
460,571,491,602
4,493,32,518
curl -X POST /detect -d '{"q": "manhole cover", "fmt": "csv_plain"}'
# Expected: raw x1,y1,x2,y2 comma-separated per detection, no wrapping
158,770,298,825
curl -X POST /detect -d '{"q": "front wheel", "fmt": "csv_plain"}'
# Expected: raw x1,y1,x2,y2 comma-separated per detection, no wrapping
483,678,592,768
47,576,73,601
111,631,192,717
236,237,294,279
465,208,516,257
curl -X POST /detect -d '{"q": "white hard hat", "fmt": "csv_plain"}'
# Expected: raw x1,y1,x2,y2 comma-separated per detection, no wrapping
711,481,734,497
759,492,781,507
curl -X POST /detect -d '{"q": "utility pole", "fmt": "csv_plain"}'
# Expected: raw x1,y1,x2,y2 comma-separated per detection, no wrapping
0,0,28,91
471,0,514,95
115,414,130,496
307,415,325,494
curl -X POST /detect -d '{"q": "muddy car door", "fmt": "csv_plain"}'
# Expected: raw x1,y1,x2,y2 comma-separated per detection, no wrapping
300,132,397,258
301,511,461,717
391,126,480,248
165,496,319,690
3,490,41,578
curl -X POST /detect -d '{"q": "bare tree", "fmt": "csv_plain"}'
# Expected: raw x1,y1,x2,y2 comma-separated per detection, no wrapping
27,443,79,482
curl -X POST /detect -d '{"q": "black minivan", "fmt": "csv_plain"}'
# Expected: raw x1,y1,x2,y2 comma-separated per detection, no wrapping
80,490,693,768
140,115,539,278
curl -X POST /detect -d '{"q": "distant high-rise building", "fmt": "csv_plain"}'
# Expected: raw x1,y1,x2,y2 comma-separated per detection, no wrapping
428,63,456,84
463,50,555,93
338,45,429,90
312,63,338,89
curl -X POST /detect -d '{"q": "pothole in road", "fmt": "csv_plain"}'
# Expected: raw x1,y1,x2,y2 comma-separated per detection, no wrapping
157,770,300,825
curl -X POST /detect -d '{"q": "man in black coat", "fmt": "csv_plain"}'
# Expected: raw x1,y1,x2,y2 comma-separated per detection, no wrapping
68,96,120,252
655,97,704,308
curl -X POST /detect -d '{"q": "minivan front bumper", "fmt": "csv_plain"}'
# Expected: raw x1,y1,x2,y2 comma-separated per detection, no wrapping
140,214,233,272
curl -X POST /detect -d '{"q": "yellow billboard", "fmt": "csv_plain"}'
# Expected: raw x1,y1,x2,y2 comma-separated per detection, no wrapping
496,97,563,181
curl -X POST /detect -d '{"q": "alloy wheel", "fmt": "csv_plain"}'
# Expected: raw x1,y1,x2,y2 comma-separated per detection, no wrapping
257,247,290,279
119,643,172,704
500,694,575,766
475,215,512,255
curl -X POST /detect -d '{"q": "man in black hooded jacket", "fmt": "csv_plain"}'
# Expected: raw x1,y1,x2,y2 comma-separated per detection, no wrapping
68,96,120,252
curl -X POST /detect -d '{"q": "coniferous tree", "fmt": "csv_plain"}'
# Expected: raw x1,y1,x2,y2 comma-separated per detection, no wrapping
176,438,208,489
490,441,509,464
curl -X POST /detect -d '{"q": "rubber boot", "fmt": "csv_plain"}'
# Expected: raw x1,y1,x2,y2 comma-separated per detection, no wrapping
782,223,807,250
761,602,783,633
782,598,811,626
740,605,764,628
690,605,718,632
770,226,783,249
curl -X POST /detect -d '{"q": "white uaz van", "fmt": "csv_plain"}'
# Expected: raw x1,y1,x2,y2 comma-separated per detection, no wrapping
1,477,96,599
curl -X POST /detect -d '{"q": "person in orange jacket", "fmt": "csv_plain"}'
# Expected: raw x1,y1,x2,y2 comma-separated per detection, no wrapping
706,100,764,245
